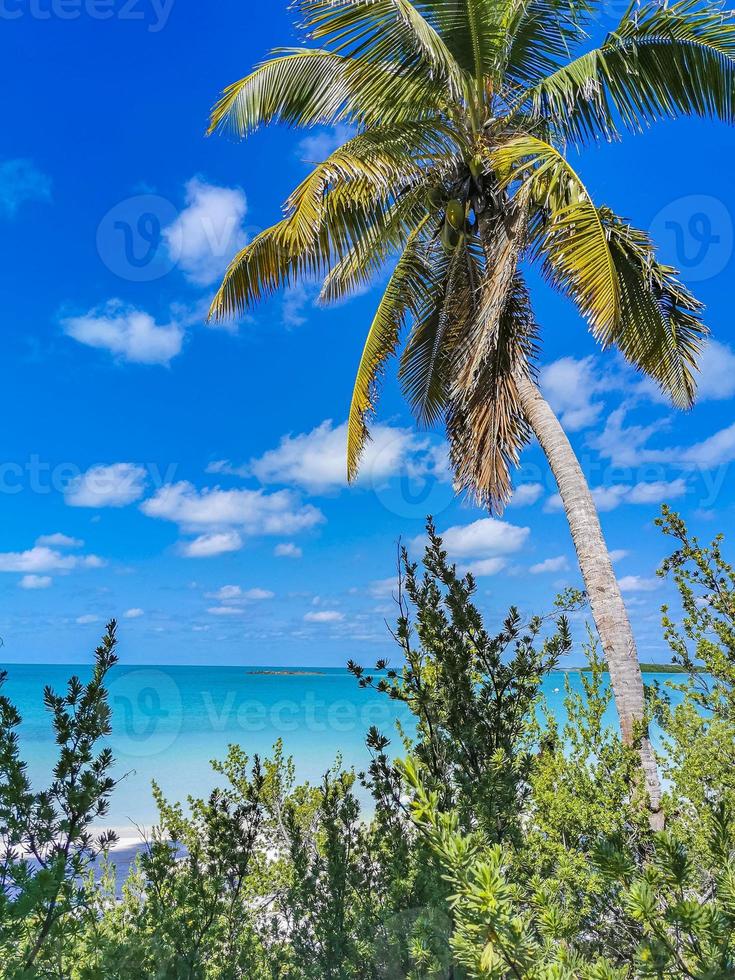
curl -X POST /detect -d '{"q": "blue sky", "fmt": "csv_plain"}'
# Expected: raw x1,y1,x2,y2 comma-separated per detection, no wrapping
0,0,733,666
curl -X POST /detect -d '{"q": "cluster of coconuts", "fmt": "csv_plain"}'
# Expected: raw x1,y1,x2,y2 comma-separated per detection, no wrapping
429,154,484,254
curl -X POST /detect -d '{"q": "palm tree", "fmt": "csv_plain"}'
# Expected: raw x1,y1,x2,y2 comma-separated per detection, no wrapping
207,0,735,825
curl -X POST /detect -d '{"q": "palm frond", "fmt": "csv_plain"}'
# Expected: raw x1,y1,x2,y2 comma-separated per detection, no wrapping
208,219,326,321
296,0,466,97
320,191,431,304
450,203,527,395
492,136,620,341
399,236,483,426
209,193,411,322
503,0,591,89
283,120,463,251
603,211,708,407
422,0,511,89
208,47,449,137
209,49,350,136
347,228,434,480
448,273,539,511
209,121,457,323
525,0,735,143
462,0,508,88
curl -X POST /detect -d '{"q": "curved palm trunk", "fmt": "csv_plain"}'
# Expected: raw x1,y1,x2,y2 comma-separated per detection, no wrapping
515,373,663,830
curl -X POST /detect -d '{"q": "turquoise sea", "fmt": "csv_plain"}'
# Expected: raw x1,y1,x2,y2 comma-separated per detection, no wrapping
1,664,690,830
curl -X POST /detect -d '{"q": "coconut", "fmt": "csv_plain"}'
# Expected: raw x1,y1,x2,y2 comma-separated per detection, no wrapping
446,198,465,231
427,186,444,210
441,220,460,253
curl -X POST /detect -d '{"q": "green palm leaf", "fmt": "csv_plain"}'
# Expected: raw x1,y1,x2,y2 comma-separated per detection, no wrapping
297,0,466,96
320,189,431,304
347,226,434,480
503,0,592,88
208,219,323,321
209,49,351,136
525,0,735,143
492,136,620,340
284,120,463,252
603,212,707,408
208,47,449,137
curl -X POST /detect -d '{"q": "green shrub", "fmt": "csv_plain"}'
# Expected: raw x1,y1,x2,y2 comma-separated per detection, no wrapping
2,513,735,977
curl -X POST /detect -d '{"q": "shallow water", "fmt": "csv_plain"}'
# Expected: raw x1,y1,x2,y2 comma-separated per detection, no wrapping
1,663,689,829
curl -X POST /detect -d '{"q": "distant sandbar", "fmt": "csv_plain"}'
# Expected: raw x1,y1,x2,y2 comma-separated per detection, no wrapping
247,670,326,676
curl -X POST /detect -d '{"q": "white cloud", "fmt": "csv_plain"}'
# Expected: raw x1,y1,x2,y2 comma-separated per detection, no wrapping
434,517,530,559
62,301,184,366
369,577,399,598
208,584,243,601
180,531,243,558
275,542,302,559
463,557,507,577
545,478,687,514
243,588,275,601
594,405,735,472
681,423,735,469
66,463,147,508
627,478,687,504
693,340,735,400
0,546,103,573
508,483,544,507
304,610,344,623
619,575,663,594
35,533,83,549
19,574,52,590
250,419,447,494
206,460,249,478
609,549,629,563
206,585,274,602
297,125,352,163
76,614,100,625
540,357,610,431
164,178,248,286
208,606,244,616
0,158,51,217
142,483,324,545
282,281,314,328
637,341,735,403
590,406,671,468
541,345,735,450
592,486,632,512
124,608,145,619
530,555,569,574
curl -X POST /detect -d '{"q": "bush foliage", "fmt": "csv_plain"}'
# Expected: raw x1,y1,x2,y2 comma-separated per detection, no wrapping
1,512,734,978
